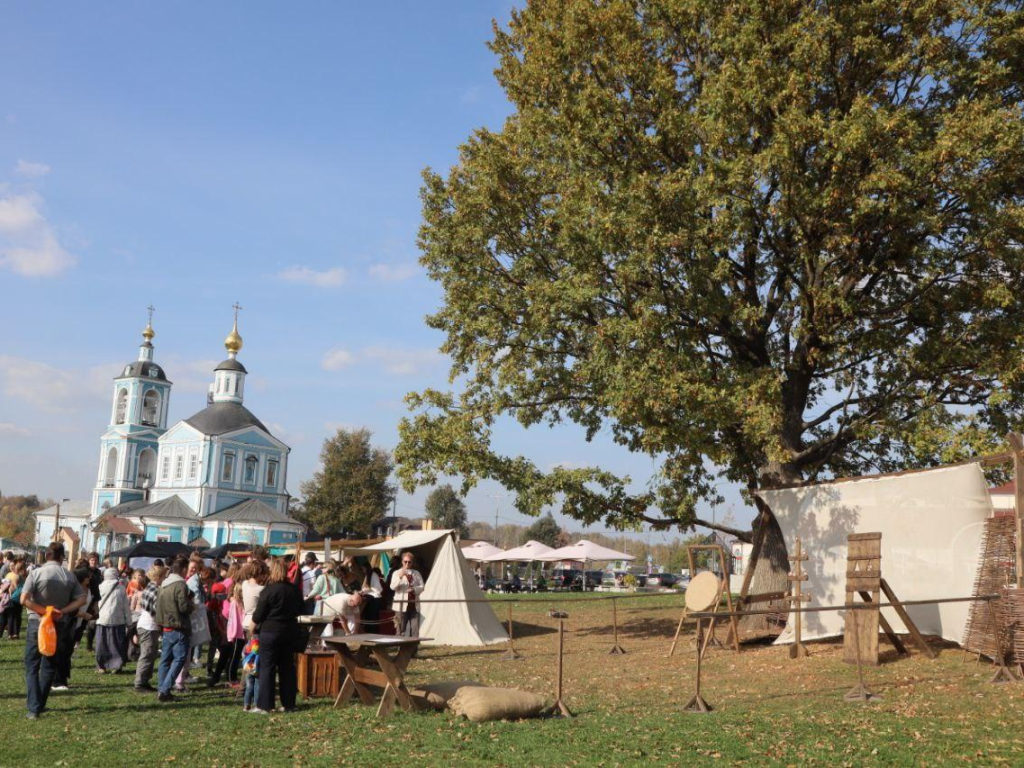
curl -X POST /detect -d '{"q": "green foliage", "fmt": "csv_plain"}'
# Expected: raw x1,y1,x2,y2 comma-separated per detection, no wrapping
397,0,1024,534
522,512,563,547
425,484,470,537
0,495,48,545
299,428,395,537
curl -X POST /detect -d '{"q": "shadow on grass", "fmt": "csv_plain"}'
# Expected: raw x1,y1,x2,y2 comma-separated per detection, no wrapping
574,617,680,640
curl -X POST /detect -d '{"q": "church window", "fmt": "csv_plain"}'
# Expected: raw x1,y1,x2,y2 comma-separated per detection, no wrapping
114,389,128,424
188,452,198,480
244,455,258,484
161,455,171,481
232,376,238,394
137,448,156,487
104,447,118,486
266,460,278,488
142,390,160,426
174,454,184,480
222,452,235,482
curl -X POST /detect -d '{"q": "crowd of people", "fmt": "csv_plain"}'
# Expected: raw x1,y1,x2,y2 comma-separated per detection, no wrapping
2,542,425,720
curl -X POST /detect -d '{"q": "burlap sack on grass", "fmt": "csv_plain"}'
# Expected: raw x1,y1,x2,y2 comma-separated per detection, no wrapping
448,686,547,722
410,680,484,711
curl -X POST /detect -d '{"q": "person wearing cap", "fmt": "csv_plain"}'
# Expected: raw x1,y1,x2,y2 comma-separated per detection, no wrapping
95,567,131,673
300,553,321,615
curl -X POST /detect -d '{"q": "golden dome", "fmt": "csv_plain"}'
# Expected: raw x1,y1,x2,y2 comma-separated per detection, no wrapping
224,319,243,355
142,323,155,341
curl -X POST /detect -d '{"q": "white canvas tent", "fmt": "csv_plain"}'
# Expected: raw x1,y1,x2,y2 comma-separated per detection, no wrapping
461,541,505,562
757,463,992,646
537,540,636,564
483,539,554,562
357,529,508,647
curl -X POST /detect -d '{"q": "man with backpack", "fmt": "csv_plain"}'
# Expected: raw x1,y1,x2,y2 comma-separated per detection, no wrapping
20,543,88,720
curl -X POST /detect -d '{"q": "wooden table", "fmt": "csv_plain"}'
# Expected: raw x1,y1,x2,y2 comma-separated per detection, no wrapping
323,634,432,717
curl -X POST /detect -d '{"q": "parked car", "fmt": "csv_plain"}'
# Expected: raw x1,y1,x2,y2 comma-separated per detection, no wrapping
647,572,679,589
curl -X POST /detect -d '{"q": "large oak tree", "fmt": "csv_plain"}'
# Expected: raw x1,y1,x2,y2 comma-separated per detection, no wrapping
397,0,1024,540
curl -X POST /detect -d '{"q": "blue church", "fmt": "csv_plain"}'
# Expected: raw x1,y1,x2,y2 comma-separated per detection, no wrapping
37,310,305,554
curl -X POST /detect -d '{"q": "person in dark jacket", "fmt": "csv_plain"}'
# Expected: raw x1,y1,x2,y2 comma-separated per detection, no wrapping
251,558,301,714
154,556,193,702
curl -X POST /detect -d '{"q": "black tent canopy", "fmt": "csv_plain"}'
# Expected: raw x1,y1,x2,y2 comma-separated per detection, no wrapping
107,541,194,561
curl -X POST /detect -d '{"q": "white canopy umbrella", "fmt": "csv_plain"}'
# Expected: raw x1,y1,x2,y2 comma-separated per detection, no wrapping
461,541,506,562
482,539,554,562
537,540,636,563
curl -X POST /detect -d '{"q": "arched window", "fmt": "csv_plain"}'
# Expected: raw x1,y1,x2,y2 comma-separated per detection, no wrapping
114,389,128,424
244,455,258,484
142,390,160,426
104,447,118,487
137,448,156,488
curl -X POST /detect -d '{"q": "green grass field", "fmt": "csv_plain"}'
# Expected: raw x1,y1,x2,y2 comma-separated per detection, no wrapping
0,594,1021,766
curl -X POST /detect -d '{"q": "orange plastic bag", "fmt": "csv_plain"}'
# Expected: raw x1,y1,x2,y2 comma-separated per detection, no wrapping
39,606,58,657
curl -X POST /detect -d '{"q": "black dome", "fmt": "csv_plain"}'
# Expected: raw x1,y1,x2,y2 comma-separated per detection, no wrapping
184,401,269,436
214,358,248,373
117,360,168,382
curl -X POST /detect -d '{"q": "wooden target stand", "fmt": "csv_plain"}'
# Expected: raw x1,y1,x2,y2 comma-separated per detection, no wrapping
668,544,740,658
843,532,935,702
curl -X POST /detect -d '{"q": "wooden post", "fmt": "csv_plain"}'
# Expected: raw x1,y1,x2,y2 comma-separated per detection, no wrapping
503,601,522,660
788,537,809,659
683,617,712,713
548,616,573,717
609,597,626,655
1008,433,1024,588
844,608,882,703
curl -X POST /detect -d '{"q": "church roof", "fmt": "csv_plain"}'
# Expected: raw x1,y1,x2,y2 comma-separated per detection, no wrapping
93,515,144,536
117,360,169,382
106,499,150,517
136,495,200,522
204,498,302,526
184,402,270,436
214,358,248,373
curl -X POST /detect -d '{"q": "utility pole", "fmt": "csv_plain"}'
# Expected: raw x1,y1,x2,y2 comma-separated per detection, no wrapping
488,493,507,546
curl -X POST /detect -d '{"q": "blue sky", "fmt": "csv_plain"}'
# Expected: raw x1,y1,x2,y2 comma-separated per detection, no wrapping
0,3,752,539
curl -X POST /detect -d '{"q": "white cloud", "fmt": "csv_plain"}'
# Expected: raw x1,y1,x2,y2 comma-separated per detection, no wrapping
267,422,304,444
0,355,112,412
160,358,220,394
15,160,50,179
362,346,444,376
320,346,445,376
0,193,77,277
277,265,347,288
368,262,419,282
0,422,31,438
322,349,355,371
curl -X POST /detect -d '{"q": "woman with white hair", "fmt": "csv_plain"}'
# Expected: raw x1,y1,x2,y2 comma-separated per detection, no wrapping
95,567,131,673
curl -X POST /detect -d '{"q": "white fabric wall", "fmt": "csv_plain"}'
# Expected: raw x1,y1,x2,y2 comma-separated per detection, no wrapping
758,464,992,645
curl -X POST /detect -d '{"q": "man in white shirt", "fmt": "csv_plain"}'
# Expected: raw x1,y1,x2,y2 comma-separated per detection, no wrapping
320,591,363,638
